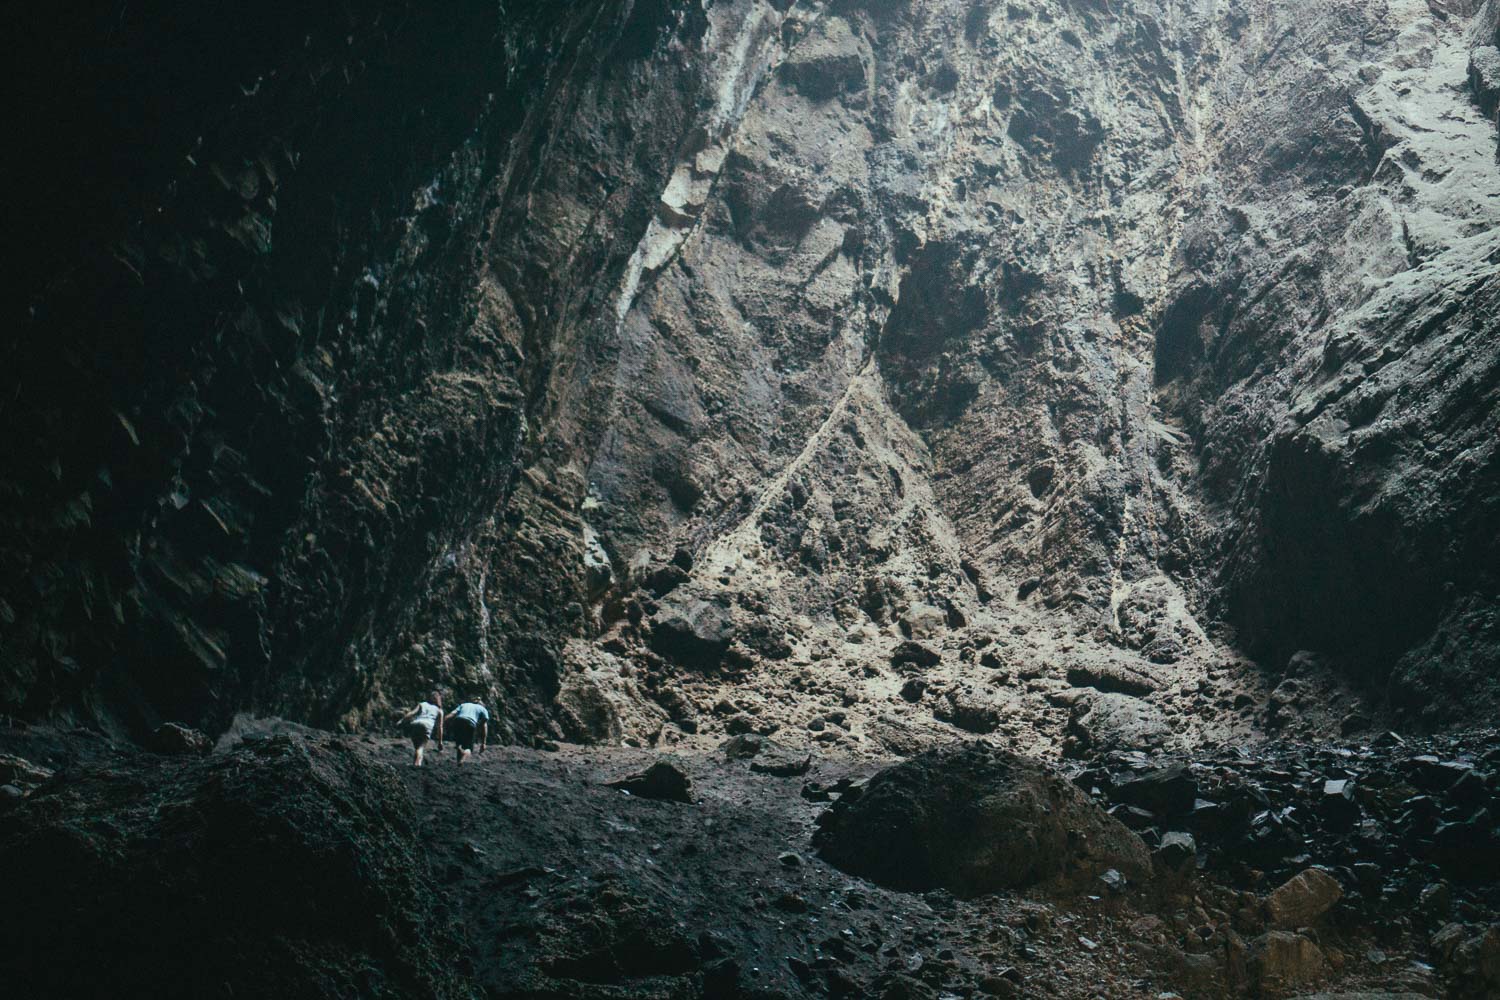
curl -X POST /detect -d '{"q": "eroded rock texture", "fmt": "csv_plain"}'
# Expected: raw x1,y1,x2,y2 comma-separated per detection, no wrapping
3,0,1498,741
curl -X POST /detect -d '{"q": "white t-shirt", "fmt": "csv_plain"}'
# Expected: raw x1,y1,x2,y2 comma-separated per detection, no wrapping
412,701,441,734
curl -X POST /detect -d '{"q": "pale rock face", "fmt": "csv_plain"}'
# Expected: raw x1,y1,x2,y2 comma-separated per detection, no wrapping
6,0,1500,744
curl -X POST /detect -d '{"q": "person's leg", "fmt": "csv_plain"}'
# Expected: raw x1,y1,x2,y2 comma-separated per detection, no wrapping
449,720,473,764
411,727,428,766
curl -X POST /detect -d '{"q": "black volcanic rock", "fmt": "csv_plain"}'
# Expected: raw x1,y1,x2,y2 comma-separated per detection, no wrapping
0,735,473,999
815,742,1150,897
606,759,694,803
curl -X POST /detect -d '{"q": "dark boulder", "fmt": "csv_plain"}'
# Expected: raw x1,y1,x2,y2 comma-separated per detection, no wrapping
606,759,694,803
1065,661,1158,697
814,742,1149,897
1116,764,1198,816
891,640,942,670
648,598,735,668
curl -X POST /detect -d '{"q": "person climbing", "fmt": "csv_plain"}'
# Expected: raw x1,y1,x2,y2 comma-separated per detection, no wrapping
398,691,444,766
444,698,490,764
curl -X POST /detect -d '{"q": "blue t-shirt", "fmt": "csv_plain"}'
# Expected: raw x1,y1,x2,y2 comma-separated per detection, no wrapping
454,703,489,727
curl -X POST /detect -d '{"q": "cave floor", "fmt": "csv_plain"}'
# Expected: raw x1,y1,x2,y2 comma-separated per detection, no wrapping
5,720,1493,998
382,737,1455,999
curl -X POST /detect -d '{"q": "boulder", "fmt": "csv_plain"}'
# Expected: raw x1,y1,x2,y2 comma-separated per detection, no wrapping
891,640,942,670
606,760,694,804
1116,764,1198,816
814,742,1149,897
722,733,810,776
648,598,735,667
1429,921,1500,996
899,604,947,639
1251,931,1329,991
1156,831,1197,871
722,733,769,759
1470,45,1500,118
749,746,812,778
1266,868,1343,929
1064,692,1170,756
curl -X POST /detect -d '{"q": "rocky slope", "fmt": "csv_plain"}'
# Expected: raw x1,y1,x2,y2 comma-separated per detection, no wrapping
4,1,1500,753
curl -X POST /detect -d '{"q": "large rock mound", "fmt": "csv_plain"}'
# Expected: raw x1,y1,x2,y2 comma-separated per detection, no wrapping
814,742,1150,897
0,734,475,999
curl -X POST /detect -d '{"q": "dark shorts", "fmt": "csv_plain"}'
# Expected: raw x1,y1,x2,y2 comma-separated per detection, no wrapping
406,721,431,747
450,718,477,750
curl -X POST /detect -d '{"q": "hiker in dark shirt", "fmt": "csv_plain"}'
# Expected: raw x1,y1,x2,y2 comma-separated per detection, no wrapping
444,699,490,764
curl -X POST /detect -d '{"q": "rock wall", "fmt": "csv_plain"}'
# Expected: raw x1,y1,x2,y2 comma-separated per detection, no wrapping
3,0,1498,740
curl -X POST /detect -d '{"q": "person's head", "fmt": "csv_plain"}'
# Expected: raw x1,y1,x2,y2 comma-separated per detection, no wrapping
429,690,443,707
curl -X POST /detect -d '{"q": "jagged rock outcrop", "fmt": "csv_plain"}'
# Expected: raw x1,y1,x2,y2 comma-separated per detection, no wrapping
4,0,1499,741
0,734,474,998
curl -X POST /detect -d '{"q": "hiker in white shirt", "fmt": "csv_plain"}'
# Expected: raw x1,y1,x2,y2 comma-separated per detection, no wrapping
398,691,444,766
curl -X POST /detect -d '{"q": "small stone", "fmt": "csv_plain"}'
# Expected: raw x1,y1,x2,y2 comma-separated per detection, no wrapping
1338,711,1371,735
774,891,809,913
1156,831,1196,870
1098,868,1127,894
977,974,1018,997
1352,862,1383,892
1130,915,1165,937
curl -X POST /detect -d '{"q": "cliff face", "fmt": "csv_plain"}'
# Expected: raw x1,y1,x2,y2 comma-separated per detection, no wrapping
4,0,1499,742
